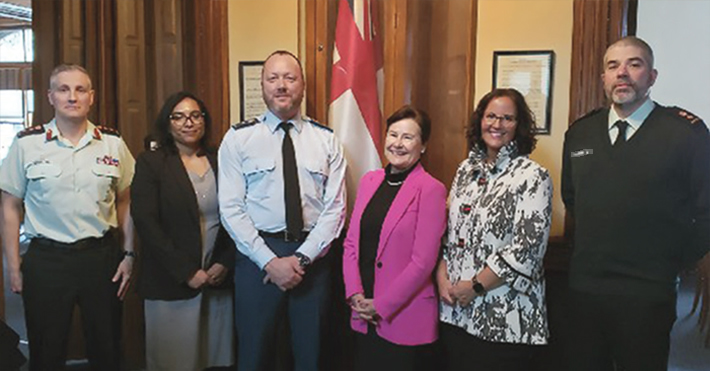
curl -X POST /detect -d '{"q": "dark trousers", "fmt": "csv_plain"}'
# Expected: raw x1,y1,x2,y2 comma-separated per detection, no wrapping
21,236,122,371
353,326,435,371
441,322,540,371
567,289,676,371
233,237,330,371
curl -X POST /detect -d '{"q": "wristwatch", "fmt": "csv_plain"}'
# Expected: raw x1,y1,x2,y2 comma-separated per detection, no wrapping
471,276,486,296
294,252,311,268
123,251,137,259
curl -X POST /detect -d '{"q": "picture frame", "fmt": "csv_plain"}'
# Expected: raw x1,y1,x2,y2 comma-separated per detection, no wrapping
492,50,555,134
238,61,267,121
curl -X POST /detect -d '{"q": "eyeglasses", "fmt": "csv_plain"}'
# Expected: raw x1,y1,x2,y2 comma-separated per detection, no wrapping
170,111,205,125
484,112,516,125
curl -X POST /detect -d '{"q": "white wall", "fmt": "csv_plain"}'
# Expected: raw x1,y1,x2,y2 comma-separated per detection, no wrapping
637,0,710,127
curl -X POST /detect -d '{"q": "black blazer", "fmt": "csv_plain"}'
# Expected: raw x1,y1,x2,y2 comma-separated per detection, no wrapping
131,146,235,300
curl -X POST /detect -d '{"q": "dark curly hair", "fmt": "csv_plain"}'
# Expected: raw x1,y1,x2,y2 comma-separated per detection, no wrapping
466,88,537,155
386,105,432,144
154,91,212,153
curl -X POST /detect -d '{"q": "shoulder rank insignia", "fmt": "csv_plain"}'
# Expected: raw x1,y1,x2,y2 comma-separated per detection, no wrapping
305,117,333,133
670,106,704,125
231,117,260,131
16,125,45,138
97,125,121,137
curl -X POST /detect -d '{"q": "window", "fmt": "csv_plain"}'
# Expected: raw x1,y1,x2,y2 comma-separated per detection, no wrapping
0,27,33,162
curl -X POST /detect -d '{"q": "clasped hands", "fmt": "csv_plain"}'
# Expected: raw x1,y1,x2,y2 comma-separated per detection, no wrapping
439,277,477,307
350,293,380,325
263,256,305,291
187,263,229,289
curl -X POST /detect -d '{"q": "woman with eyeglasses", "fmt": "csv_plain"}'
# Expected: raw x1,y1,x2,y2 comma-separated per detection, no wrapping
436,88,552,371
131,91,235,370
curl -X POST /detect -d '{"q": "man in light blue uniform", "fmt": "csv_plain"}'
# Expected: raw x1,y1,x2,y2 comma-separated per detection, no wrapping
219,50,347,370
0,64,135,370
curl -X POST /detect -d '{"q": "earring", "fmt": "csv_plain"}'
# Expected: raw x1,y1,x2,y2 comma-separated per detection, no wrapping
421,149,426,154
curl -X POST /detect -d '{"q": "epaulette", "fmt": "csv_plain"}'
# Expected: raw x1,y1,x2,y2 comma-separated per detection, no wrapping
666,106,704,126
231,117,260,131
97,125,121,137
306,117,333,133
16,125,45,138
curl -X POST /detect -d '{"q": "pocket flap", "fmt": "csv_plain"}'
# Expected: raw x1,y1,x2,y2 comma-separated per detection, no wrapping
243,158,275,175
26,163,62,179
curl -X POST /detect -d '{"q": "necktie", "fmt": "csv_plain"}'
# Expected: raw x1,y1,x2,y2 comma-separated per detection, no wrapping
614,120,629,146
279,122,304,240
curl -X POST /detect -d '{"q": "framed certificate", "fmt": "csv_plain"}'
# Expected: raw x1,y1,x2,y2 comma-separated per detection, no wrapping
239,61,267,121
493,51,555,134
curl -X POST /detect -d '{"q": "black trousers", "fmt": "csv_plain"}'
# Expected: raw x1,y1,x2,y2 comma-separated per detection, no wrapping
21,236,122,371
353,325,435,371
440,322,541,371
233,237,330,371
567,289,676,371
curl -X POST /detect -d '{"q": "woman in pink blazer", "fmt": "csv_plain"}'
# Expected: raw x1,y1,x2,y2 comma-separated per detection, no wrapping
343,105,447,371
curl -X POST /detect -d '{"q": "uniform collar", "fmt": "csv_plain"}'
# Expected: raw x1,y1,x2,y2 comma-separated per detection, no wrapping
608,98,655,133
261,110,304,134
45,119,102,143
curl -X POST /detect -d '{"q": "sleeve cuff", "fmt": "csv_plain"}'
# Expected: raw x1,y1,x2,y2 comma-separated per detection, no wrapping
486,252,534,295
296,241,322,262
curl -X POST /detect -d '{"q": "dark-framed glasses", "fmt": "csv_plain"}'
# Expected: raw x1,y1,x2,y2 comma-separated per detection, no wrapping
484,112,516,125
170,111,205,125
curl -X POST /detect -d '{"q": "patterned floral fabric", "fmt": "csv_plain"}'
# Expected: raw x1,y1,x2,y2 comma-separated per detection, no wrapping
439,142,553,344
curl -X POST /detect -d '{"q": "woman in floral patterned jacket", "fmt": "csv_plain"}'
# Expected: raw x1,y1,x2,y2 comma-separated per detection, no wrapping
436,88,553,371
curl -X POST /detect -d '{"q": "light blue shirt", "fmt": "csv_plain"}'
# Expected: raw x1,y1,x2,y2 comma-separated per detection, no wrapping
0,119,135,243
218,110,347,269
608,98,655,143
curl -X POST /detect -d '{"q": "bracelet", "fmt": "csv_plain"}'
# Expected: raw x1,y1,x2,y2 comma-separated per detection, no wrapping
123,251,137,259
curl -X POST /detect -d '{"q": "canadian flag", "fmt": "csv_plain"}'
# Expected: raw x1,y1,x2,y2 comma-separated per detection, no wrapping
329,0,384,210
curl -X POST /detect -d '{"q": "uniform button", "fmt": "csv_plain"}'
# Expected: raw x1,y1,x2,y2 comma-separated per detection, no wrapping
376,262,383,268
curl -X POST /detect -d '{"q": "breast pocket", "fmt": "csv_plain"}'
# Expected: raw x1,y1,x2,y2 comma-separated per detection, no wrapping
243,158,276,201
25,163,62,203
92,164,120,201
303,160,328,198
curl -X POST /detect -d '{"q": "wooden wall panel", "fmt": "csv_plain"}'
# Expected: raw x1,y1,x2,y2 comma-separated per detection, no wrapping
150,0,183,114
116,0,148,155
568,0,632,124
184,0,230,146
60,0,84,64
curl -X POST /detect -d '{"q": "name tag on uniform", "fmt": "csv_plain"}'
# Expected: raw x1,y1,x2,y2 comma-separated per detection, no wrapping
570,149,593,158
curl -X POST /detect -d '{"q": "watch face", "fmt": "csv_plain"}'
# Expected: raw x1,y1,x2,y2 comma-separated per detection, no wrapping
473,282,486,295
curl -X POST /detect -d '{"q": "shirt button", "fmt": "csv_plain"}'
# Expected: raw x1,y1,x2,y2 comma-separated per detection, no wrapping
376,262,383,269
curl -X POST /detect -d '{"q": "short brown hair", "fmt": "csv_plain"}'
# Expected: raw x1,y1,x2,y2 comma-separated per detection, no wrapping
386,105,432,144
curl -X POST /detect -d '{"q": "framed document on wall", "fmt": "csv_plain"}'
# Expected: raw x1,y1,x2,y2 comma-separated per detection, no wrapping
239,61,267,121
492,50,555,134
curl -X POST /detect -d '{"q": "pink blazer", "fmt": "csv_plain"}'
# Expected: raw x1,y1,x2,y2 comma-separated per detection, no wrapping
342,163,447,345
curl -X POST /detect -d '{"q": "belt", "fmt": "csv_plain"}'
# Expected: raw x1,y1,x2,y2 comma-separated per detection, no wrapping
32,234,110,250
258,230,309,243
